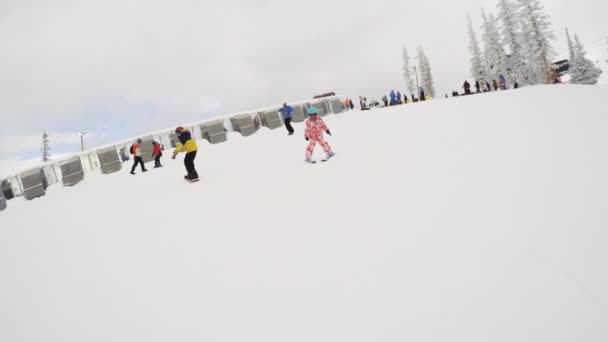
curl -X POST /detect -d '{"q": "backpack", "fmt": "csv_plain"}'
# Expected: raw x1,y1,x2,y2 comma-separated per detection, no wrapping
129,144,134,154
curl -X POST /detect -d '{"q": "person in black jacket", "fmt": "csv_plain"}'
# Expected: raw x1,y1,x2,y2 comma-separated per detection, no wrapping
475,80,481,93
463,80,471,95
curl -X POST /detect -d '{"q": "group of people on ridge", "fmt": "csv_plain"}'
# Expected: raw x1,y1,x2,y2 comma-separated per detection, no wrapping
455,74,517,97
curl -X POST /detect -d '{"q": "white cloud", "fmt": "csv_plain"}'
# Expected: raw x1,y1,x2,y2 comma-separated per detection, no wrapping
0,0,605,155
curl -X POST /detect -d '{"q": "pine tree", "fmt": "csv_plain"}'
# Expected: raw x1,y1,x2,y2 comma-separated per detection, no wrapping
516,0,555,84
417,46,436,98
481,9,508,83
402,47,416,95
567,30,602,84
41,130,51,162
566,28,576,68
467,15,486,82
496,0,526,86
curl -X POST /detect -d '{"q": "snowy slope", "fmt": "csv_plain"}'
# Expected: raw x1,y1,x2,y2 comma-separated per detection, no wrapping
1,85,608,341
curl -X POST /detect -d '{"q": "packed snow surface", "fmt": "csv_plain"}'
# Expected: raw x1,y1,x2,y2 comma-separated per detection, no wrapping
1,85,608,341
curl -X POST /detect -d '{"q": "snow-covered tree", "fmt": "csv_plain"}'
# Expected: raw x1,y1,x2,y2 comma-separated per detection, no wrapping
566,28,576,67
41,130,51,162
417,46,435,98
567,29,602,84
481,9,508,83
467,15,486,82
496,0,527,86
516,0,556,84
402,47,416,95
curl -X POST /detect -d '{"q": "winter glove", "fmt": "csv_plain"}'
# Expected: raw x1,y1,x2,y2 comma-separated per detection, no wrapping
305,137,309,141
326,130,332,136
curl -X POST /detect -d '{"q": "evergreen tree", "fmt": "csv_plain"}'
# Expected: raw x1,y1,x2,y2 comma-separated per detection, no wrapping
566,28,576,68
41,130,51,162
516,0,555,84
402,47,416,95
481,9,508,83
567,30,602,84
467,15,486,82
417,46,436,98
496,0,526,86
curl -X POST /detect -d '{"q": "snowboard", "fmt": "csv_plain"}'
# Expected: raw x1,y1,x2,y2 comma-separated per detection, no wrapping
184,176,200,183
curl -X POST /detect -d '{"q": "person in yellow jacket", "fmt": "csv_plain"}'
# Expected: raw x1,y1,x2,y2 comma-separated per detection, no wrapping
172,126,199,181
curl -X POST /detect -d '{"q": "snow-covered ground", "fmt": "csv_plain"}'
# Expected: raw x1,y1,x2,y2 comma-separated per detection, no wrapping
1,85,608,341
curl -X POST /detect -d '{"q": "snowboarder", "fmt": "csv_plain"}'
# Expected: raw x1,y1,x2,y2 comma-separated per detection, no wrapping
304,107,334,163
152,141,163,168
130,138,148,175
172,126,199,182
278,103,295,135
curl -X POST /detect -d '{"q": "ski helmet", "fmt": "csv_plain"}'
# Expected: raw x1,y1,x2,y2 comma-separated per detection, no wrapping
306,106,319,115
175,126,184,134
136,138,142,143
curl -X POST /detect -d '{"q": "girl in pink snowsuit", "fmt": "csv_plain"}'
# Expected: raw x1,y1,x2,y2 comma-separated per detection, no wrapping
304,106,335,162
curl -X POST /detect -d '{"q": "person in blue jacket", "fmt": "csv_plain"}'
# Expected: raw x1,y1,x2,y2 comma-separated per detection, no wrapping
396,91,402,104
390,90,396,106
419,87,426,101
278,102,295,135
499,74,507,90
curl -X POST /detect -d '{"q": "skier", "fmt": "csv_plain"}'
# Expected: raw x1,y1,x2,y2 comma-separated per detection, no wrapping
172,126,199,182
304,107,334,163
403,93,408,104
396,91,402,104
152,141,163,168
485,81,492,92
130,138,147,175
390,90,396,106
475,80,481,93
278,103,295,135
514,81,519,89
349,99,355,110
492,79,499,91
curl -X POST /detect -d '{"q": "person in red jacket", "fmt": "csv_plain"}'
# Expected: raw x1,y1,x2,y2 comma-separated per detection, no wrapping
152,141,163,168
130,138,148,175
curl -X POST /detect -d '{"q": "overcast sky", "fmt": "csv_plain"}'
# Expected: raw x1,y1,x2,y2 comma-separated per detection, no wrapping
0,0,607,175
